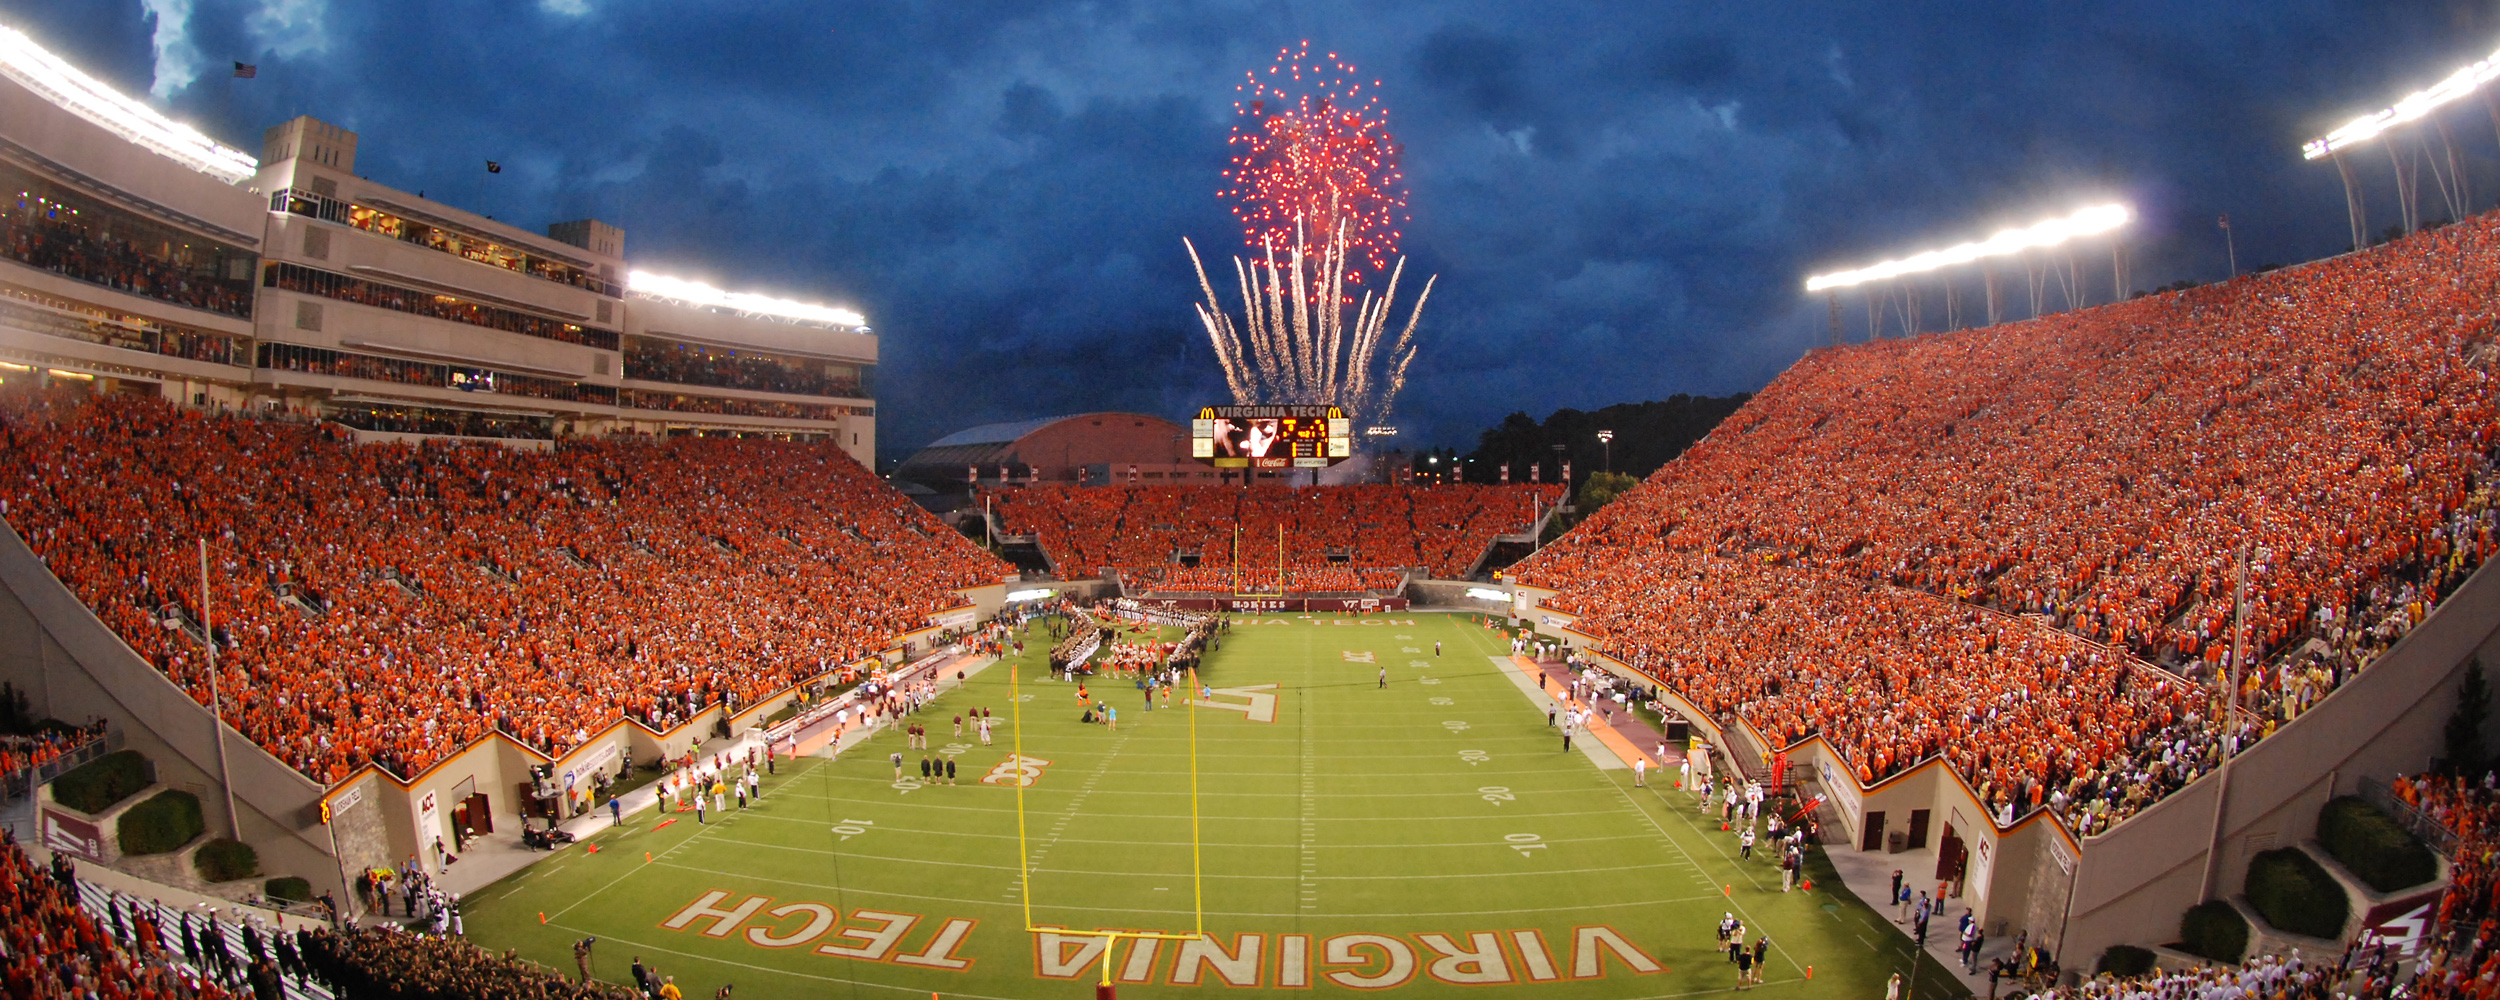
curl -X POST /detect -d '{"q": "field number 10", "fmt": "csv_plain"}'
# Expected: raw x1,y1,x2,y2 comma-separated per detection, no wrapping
1505,833,1546,856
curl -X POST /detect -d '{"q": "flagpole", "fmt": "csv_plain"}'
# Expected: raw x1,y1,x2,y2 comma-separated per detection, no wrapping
2221,215,2238,279
200,539,241,840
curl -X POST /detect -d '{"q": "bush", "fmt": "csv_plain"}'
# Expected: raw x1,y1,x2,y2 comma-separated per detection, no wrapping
2098,944,2157,977
2247,848,2349,939
51,750,150,814
264,876,312,902
116,790,204,856
2319,796,2438,892
2178,901,2248,963
193,838,259,882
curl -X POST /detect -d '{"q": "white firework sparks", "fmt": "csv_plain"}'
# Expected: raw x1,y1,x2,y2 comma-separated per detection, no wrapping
1186,218,1434,430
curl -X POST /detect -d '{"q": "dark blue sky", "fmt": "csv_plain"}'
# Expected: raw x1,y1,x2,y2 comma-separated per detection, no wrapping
15,1,2498,456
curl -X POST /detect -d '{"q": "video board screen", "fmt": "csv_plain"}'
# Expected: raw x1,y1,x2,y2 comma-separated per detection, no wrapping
1190,405,1353,469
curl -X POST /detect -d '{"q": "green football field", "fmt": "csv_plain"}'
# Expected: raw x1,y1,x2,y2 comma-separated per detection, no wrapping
463,612,1968,998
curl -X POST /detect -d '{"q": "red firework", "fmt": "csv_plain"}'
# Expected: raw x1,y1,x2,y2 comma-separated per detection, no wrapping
1222,42,1408,286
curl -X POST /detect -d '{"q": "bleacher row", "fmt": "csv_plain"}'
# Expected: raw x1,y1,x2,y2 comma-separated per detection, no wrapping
0,391,1011,784
1513,213,2500,833
986,482,1562,585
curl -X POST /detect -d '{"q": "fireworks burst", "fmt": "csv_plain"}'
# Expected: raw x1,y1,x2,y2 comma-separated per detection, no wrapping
1224,42,1407,289
1191,43,1434,433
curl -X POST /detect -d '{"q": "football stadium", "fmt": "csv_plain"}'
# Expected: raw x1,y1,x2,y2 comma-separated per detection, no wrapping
0,7,2496,1000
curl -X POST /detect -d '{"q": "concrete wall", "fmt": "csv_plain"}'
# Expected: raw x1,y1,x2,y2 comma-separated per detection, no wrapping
1551,548,2500,972
2058,553,2500,967
0,519,340,898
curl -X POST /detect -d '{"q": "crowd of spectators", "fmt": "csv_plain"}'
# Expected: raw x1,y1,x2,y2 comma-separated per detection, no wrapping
325,403,556,441
0,717,107,778
0,289,248,367
2390,771,2500,999
2,190,253,319
988,482,1560,581
625,340,865,398
1515,216,2500,834
616,389,857,422
298,924,641,1000
254,342,618,407
1121,564,1405,595
2039,953,2328,999
263,262,617,351
0,390,1010,783
0,835,237,999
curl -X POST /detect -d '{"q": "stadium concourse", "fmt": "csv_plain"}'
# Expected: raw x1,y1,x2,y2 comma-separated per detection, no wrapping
986,482,1564,586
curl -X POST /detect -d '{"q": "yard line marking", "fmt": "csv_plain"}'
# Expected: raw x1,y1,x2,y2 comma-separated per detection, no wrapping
652,859,1724,918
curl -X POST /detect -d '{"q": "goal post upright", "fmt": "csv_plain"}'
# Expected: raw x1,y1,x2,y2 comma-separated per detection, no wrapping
1014,607,1209,972
1012,646,1033,935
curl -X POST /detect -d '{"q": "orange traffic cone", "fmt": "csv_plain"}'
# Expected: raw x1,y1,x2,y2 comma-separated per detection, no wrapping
645,852,653,863
538,912,548,924
1801,878,1813,892
1806,966,1814,979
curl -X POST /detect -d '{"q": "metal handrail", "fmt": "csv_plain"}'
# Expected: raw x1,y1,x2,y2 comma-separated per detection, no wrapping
2359,777,2464,859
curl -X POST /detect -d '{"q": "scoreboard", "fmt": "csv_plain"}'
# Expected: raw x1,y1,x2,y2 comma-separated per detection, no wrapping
1190,405,1353,469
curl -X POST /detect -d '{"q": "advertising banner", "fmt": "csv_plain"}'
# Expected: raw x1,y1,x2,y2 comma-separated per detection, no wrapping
39,807,108,864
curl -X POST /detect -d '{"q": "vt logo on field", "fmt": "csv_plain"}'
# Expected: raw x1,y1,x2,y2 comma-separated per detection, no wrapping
980,755,1051,787
1188,684,1281,723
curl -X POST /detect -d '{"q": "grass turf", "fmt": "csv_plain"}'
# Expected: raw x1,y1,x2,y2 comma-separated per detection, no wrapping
462,612,1968,998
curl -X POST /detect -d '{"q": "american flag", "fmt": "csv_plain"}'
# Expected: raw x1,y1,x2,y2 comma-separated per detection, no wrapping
232,62,256,78
485,160,501,173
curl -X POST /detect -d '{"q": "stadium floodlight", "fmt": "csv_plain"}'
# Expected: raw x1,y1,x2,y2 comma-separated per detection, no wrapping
625,270,868,329
2304,46,2500,159
1804,204,2133,292
0,25,258,185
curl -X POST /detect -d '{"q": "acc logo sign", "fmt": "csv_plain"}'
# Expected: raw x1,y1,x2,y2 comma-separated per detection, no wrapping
1342,650,1376,663
981,755,1052,787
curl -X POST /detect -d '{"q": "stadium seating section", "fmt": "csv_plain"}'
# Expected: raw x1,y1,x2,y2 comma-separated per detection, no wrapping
986,482,1562,588
0,392,1010,784
2,837,239,999
1514,218,2500,832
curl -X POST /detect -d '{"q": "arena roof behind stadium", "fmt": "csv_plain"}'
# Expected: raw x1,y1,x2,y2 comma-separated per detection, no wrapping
893,411,1186,493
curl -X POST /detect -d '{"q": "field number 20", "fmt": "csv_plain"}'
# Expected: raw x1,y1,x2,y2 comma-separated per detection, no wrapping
1458,750,1490,766
1479,786,1516,805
